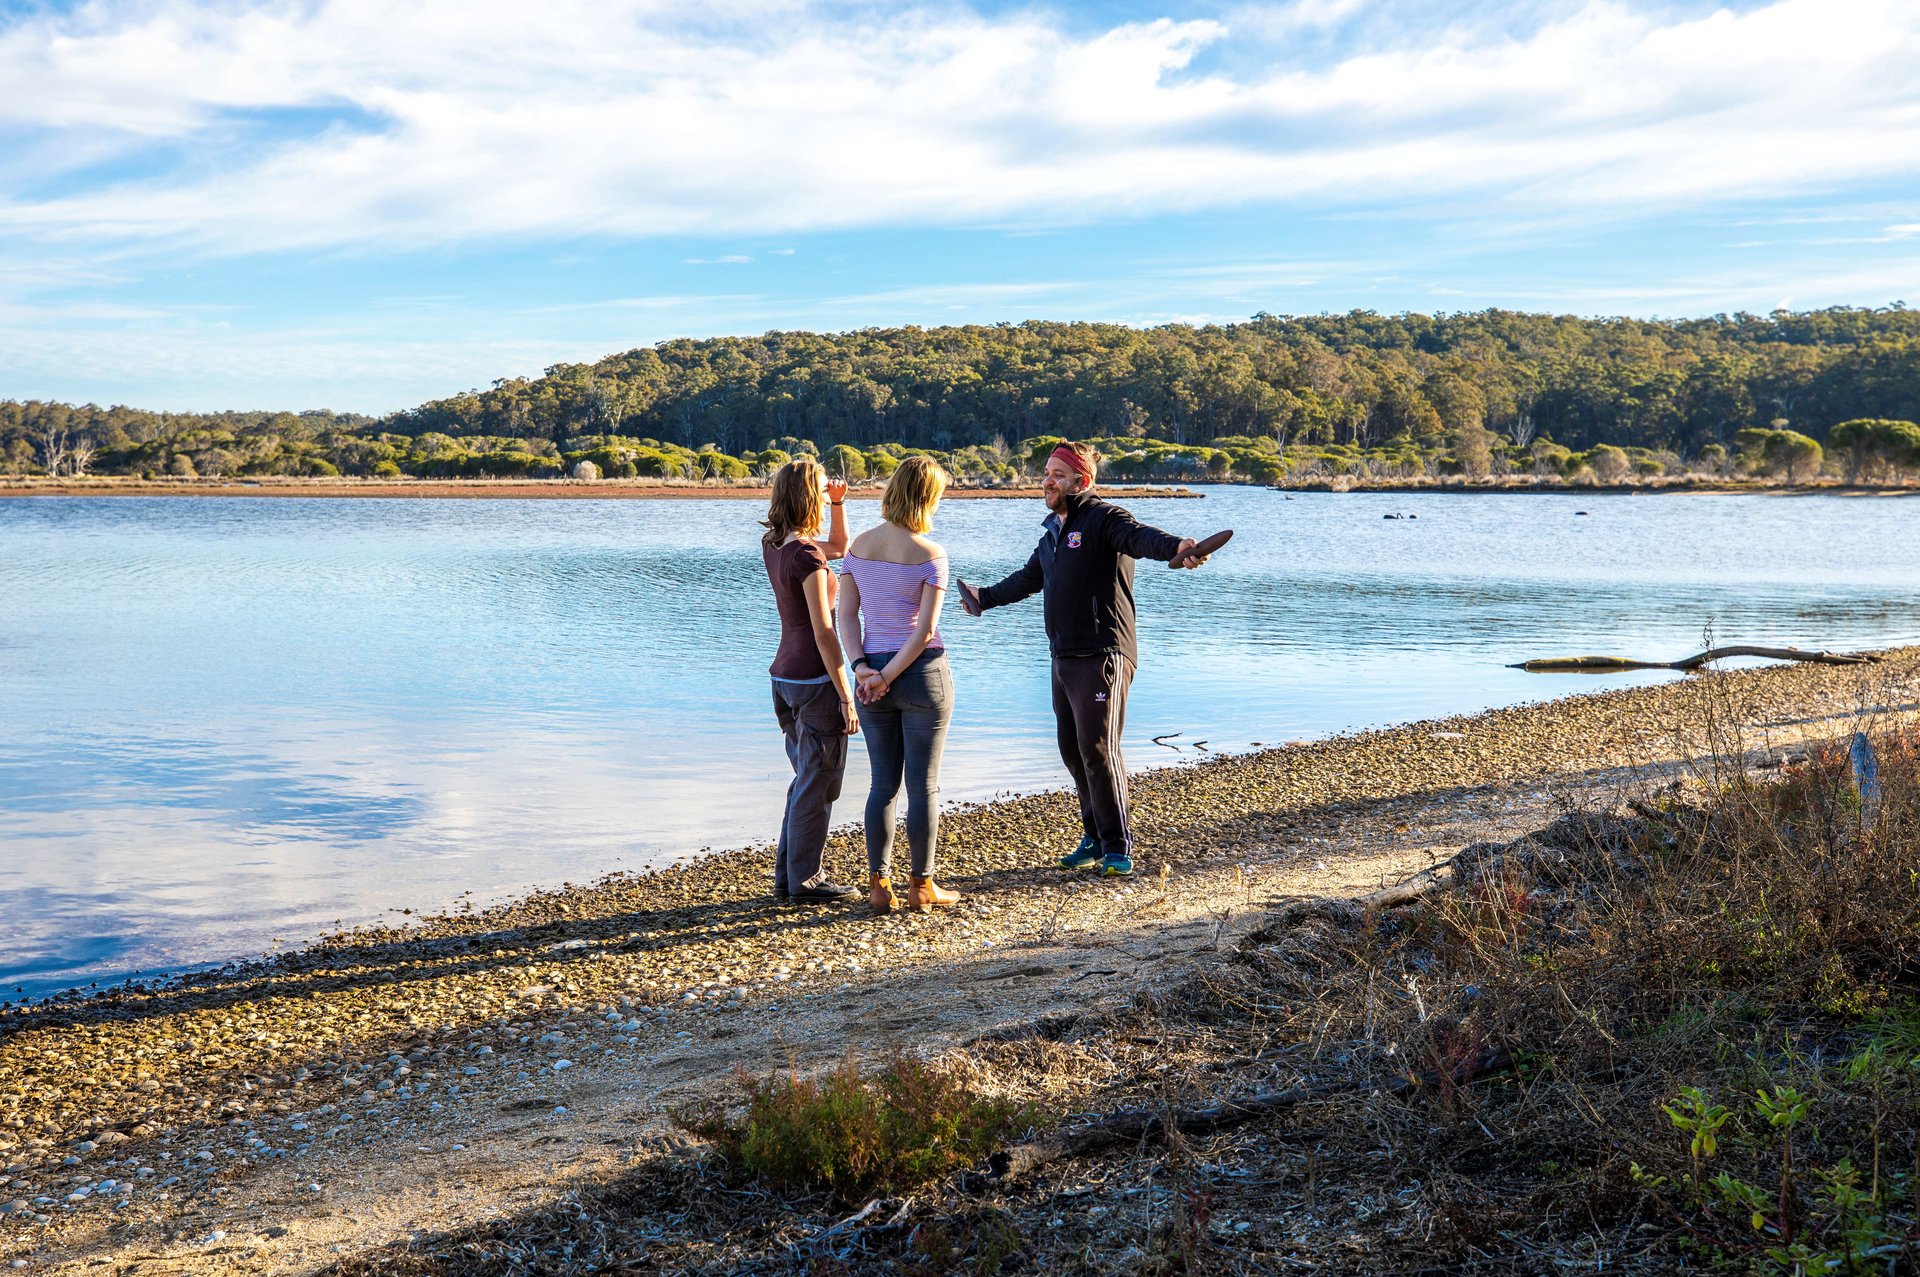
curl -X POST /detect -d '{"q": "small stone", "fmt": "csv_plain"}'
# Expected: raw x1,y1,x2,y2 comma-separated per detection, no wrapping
551,1060,572,1071
202,1229,226,1245
0,1200,25,1215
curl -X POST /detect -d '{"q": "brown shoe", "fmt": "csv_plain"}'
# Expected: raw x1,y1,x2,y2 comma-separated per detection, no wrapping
869,874,898,914
907,876,960,913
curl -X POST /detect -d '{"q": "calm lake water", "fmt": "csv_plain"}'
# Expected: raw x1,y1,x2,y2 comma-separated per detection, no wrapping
3,488,1918,999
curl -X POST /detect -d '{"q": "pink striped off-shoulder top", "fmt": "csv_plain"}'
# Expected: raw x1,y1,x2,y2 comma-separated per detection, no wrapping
844,552,948,654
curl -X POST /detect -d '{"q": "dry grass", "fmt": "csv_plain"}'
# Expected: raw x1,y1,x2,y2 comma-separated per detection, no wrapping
1160,714,1920,1272
320,706,1920,1275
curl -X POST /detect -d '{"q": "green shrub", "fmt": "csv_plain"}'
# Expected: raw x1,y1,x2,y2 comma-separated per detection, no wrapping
824,444,868,481
681,1053,1034,1203
1827,418,1920,482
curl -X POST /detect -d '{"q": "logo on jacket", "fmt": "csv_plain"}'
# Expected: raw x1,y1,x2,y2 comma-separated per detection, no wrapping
1066,531,1083,549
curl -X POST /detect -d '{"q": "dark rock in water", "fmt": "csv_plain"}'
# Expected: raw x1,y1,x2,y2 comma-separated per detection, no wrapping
1575,511,1589,516
1408,514,1418,519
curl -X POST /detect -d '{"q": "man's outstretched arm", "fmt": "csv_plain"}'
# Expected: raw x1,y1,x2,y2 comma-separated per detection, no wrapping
964,547,1043,615
1101,505,1195,564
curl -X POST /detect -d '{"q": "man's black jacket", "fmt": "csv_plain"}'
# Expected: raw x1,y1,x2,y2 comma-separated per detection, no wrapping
977,491,1184,663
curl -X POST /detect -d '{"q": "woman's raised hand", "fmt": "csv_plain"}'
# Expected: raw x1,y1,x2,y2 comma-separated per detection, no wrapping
825,477,850,505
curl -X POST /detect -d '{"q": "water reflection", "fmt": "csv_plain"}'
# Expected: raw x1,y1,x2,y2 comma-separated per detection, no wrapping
2,488,1917,998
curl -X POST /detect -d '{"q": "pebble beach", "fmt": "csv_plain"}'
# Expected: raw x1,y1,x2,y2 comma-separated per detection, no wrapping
3,647,1918,1273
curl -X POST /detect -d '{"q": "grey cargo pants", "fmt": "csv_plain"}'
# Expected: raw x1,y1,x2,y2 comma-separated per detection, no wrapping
772,678,848,893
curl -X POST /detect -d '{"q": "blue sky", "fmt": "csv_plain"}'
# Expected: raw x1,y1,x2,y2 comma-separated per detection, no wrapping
1,0,1918,414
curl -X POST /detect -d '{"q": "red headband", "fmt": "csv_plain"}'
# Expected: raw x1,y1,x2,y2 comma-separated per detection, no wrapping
1048,444,1094,481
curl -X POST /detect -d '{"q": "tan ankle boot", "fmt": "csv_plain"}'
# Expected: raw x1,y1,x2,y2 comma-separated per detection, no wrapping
869,874,897,914
907,876,960,913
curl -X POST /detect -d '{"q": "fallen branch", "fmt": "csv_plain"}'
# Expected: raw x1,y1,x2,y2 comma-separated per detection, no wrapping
1265,851,1468,925
1512,645,1878,673
790,1196,916,1261
1355,862,1455,910
976,1050,1512,1185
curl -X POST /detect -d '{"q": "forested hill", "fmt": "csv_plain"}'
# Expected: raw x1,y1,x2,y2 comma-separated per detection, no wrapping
6,307,1920,484
390,308,1920,455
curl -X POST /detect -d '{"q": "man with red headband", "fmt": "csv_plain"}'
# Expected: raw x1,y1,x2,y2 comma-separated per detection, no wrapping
957,441,1209,878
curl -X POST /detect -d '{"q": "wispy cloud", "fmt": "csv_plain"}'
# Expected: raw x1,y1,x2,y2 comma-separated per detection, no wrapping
0,0,1916,257
683,255,754,265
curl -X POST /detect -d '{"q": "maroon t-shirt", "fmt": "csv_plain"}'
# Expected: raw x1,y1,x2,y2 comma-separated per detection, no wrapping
764,538,833,680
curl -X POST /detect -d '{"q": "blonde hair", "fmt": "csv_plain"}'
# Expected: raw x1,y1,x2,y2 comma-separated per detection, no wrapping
881,455,947,533
762,457,825,547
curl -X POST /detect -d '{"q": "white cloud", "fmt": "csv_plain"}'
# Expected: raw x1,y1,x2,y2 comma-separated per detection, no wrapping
682,255,754,264
0,0,1914,258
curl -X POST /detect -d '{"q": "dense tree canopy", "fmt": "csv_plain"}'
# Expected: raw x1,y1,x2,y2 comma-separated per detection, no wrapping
7,307,1920,484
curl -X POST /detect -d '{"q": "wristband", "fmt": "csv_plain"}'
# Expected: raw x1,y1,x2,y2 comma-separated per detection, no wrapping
831,501,844,507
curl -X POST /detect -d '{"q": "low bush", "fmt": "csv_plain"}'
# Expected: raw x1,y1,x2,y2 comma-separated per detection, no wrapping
679,1052,1037,1204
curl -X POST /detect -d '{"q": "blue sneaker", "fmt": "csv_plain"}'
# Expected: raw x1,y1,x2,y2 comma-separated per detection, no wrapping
1100,852,1134,878
1058,837,1103,870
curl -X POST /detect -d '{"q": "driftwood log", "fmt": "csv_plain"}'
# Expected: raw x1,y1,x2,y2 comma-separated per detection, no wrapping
978,1050,1512,1185
1512,645,1879,673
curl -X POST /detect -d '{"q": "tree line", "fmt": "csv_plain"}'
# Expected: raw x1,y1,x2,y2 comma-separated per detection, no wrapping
6,307,1920,484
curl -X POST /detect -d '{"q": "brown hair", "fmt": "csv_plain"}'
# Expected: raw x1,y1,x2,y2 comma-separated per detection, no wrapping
762,457,825,547
881,455,947,533
1050,440,1099,481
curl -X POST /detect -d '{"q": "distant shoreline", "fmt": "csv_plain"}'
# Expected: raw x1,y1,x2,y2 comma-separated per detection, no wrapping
0,478,1202,500
7,475,1917,499
1274,477,1920,496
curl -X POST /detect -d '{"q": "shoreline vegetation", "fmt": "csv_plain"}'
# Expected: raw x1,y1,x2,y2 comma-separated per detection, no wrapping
8,308,1920,496
3,651,1918,1271
5,472,1919,499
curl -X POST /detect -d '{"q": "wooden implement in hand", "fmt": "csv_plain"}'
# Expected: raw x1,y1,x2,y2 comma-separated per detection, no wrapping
1169,528,1233,569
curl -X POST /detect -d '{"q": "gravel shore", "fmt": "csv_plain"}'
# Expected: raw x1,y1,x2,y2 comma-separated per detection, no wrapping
3,648,1916,1273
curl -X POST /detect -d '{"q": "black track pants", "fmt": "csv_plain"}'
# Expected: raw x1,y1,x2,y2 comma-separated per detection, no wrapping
1051,652,1135,858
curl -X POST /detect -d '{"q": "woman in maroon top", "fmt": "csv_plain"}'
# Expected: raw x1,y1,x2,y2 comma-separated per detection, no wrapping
761,457,858,901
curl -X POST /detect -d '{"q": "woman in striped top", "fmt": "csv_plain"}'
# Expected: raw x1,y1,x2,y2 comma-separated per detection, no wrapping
838,456,959,914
